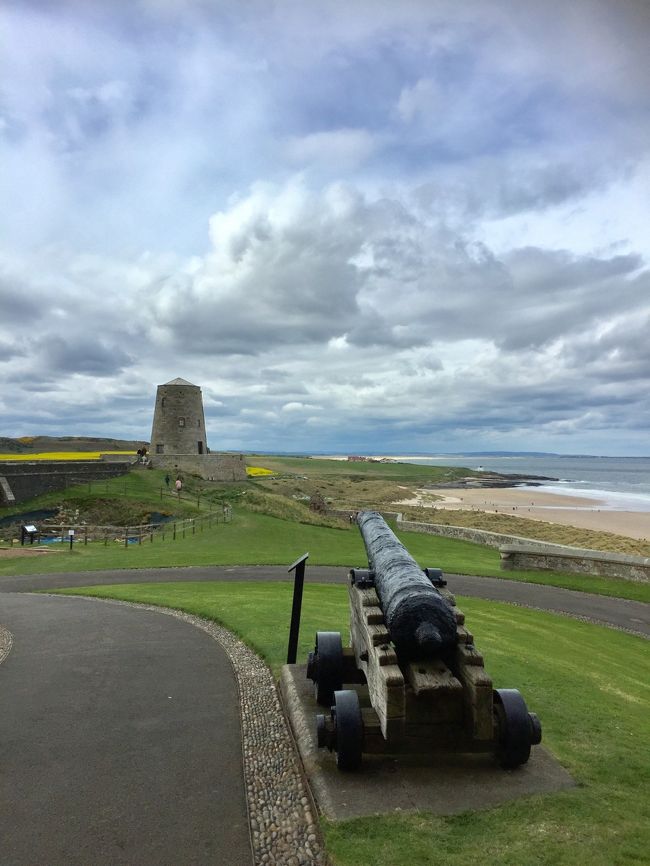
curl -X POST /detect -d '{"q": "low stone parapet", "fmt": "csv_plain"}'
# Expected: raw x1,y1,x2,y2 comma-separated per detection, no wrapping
500,545,650,583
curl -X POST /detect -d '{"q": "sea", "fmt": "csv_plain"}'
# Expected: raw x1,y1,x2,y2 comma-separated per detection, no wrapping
392,455,650,512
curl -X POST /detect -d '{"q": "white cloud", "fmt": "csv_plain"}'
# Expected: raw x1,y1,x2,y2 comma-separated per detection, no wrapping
286,128,377,168
397,78,441,122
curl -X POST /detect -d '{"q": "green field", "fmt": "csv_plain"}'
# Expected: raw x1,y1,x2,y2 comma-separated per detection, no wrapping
55,580,650,866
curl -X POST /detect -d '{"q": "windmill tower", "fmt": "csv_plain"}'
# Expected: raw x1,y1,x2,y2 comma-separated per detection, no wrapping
150,377,208,456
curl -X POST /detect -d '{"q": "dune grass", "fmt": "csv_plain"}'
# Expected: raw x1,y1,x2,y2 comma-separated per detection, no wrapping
53,580,650,866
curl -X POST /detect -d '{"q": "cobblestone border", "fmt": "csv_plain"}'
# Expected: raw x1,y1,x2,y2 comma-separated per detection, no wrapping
47,596,327,866
0,624,13,665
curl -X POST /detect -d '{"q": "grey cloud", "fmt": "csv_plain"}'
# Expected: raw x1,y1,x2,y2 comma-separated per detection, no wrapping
38,335,134,376
0,278,46,325
0,339,26,361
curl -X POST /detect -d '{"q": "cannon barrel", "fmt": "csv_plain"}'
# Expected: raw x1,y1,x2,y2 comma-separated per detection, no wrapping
356,511,457,660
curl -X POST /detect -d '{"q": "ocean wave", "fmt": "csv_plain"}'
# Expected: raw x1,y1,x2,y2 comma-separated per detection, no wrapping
520,483,650,512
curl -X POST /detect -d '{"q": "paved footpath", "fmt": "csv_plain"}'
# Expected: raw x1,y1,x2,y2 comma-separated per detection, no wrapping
0,593,252,866
0,566,647,865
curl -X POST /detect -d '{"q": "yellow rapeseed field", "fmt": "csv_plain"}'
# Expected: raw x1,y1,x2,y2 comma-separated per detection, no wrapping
246,466,275,476
0,451,137,461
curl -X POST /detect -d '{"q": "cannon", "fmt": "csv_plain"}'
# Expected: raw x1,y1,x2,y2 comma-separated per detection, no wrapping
306,511,541,771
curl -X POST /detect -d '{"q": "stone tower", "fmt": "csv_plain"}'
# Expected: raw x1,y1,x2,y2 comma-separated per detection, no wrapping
148,377,247,481
150,377,208,456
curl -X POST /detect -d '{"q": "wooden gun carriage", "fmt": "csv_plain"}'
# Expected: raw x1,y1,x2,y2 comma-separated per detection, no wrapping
306,511,541,770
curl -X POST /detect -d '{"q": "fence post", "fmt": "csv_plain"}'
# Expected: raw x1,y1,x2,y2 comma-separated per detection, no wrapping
125,527,129,548
173,522,176,541
84,527,88,546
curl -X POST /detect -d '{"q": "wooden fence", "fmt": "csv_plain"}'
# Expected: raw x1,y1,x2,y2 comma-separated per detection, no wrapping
37,507,232,548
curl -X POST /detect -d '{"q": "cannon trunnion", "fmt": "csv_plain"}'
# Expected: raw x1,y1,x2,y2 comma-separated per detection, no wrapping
307,511,542,771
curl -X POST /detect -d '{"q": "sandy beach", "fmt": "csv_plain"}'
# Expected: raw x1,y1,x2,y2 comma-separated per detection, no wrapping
394,487,650,541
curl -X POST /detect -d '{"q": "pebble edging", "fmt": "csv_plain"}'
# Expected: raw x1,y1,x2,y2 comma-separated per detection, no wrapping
0,624,13,665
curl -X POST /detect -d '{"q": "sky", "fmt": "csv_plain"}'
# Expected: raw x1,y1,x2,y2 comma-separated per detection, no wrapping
1,0,649,455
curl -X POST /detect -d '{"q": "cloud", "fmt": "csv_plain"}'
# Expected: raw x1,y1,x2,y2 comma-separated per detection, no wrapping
1,1,649,453
397,78,442,123
286,129,377,169
37,335,134,376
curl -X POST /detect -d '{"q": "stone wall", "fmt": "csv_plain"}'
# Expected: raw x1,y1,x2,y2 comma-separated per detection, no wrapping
0,460,132,505
394,518,571,551
330,509,560,551
149,452,247,482
500,545,650,583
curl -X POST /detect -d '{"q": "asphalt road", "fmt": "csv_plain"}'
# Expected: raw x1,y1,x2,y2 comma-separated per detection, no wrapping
1,565,648,637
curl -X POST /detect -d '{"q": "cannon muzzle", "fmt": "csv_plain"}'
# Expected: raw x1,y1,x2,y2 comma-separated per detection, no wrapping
356,511,457,661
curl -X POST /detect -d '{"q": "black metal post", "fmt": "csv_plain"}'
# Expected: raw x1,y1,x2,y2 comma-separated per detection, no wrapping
286,552,309,664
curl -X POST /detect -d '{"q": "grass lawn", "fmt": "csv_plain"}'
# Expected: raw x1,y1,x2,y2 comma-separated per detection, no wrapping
54,580,650,866
2,508,649,602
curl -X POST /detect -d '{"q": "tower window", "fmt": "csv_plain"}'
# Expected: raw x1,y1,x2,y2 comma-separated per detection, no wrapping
197,419,201,428
156,444,164,454
179,417,185,427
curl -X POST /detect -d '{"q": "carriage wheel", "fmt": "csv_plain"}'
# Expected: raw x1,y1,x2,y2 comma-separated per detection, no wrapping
332,689,363,771
493,688,542,769
306,631,343,706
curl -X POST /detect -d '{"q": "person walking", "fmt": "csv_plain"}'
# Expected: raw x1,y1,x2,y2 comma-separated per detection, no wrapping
175,478,182,496
165,473,170,489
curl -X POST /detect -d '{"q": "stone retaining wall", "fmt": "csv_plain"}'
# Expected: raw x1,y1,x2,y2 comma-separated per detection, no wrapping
330,508,563,551
394,518,561,550
500,545,650,583
0,461,132,505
